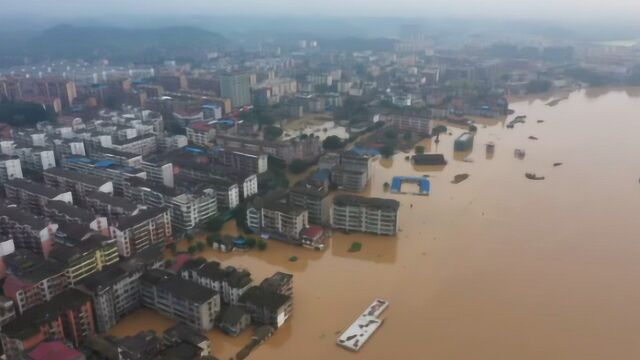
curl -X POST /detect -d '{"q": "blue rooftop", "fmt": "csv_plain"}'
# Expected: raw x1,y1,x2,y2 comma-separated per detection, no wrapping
184,146,206,154
95,160,116,167
351,146,380,157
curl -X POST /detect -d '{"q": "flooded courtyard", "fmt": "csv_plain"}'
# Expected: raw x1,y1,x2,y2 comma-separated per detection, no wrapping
112,88,640,360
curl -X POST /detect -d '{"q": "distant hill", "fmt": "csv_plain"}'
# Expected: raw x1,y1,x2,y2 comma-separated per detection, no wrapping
2,25,226,64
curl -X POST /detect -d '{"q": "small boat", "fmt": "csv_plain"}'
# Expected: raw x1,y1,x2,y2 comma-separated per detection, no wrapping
525,173,545,180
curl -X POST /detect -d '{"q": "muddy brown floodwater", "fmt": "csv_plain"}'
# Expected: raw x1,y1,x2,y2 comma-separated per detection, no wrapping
110,88,640,360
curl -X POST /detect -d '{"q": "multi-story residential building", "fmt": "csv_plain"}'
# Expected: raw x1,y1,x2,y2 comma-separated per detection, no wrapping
76,264,144,333
4,179,73,215
52,139,86,163
109,133,158,156
220,72,252,108
50,223,119,285
141,158,174,188
186,122,216,147
84,191,139,223
239,286,292,329
125,178,217,231
89,147,143,168
160,134,188,152
31,79,77,108
180,260,253,306
379,113,433,134
0,207,58,257
212,146,268,174
140,269,220,331
2,250,68,313
331,165,368,192
44,200,109,235
0,288,95,358
248,191,308,243
0,155,23,183
331,195,400,235
44,168,113,204
62,156,146,196
215,133,322,164
110,206,172,257
15,147,56,174
0,296,16,326
117,330,164,360
289,178,331,225
260,272,294,297
163,323,211,357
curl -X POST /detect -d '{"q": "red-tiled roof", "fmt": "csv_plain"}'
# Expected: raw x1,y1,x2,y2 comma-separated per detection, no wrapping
28,341,84,360
302,226,323,239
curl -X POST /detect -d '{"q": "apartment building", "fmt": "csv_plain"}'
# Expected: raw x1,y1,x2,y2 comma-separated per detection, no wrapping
44,200,109,235
15,147,56,174
163,323,211,357
140,269,220,331
4,179,73,215
0,289,95,359
141,158,174,188
0,207,58,257
76,265,142,333
379,113,433,134
239,286,292,329
0,155,23,183
180,260,253,306
125,178,217,231
331,195,400,235
186,122,216,147
289,178,331,225
252,191,308,243
110,206,172,257
212,146,268,174
2,250,68,313
84,191,139,223
62,156,146,196
44,168,113,204
110,133,158,156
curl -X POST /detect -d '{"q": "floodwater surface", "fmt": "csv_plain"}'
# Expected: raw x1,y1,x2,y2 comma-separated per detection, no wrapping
111,88,640,360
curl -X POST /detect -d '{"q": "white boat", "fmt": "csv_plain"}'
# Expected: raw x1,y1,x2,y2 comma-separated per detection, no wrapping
337,299,389,352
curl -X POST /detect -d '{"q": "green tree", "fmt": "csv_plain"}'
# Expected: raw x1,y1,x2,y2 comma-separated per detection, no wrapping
166,243,177,254
264,126,283,141
415,145,425,154
206,217,225,232
257,239,267,251
245,237,257,249
185,233,194,242
322,135,344,150
380,144,395,158
196,242,206,252
403,131,412,141
469,124,478,133
187,245,197,255
288,159,312,174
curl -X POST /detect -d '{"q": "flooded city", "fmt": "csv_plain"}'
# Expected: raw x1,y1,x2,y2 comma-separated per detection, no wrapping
110,88,640,360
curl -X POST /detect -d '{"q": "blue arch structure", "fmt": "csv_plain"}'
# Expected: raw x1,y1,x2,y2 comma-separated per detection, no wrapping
390,176,430,195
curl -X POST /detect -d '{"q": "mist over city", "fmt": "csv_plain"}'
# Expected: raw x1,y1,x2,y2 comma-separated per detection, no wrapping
0,0,638,359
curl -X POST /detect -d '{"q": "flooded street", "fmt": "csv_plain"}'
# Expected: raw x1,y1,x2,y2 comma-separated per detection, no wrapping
112,88,640,360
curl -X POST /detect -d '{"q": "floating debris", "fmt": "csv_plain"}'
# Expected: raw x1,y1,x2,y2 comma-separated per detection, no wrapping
451,173,470,184
486,142,496,154
528,136,539,140
348,242,362,252
553,162,563,167
525,173,545,180
537,120,545,123
337,299,389,352
463,156,474,163
514,149,526,159
288,256,298,262
507,115,526,128
546,96,568,107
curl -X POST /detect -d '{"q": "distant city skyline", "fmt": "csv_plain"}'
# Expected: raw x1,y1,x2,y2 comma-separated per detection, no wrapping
4,0,640,22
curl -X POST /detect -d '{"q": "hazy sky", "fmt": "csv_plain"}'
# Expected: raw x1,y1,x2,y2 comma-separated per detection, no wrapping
3,0,640,21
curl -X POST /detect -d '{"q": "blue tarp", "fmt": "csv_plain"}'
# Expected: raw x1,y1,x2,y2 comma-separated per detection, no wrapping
95,160,116,167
